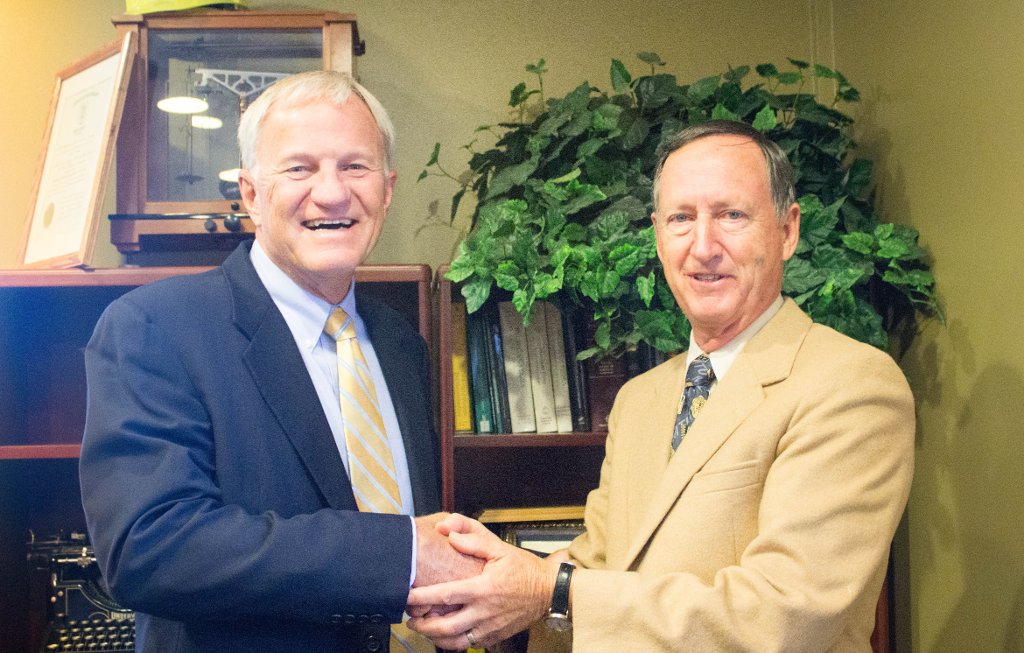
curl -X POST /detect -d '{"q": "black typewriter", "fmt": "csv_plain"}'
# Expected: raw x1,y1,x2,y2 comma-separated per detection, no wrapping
27,532,135,653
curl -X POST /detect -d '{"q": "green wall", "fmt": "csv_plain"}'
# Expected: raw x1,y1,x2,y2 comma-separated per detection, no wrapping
4,2,1021,652
832,3,1024,652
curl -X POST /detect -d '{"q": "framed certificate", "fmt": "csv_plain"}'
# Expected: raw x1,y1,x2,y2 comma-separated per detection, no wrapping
18,33,135,268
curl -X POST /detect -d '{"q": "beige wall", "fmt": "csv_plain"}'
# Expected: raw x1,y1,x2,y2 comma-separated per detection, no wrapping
831,2,1024,652
1,0,813,270
7,2,1021,652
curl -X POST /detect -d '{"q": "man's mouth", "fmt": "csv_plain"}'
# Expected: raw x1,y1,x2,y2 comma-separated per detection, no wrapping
692,273,726,282
303,218,355,230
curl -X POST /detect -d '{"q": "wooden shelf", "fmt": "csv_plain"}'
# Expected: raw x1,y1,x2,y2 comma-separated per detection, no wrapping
453,432,606,448
435,268,610,514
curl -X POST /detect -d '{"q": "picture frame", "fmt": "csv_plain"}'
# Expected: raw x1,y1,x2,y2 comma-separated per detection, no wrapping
502,521,585,556
476,505,586,556
17,33,135,269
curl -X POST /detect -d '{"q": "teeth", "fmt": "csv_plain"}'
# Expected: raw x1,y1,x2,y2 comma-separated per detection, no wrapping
305,218,355,230
693,274,722,281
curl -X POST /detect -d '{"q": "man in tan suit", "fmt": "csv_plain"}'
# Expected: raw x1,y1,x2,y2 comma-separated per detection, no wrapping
406,121,915,652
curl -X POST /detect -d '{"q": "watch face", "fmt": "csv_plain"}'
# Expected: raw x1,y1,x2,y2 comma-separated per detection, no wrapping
545,614,572,632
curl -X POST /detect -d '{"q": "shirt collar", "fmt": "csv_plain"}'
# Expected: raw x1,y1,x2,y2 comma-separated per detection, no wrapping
250,240,358,352
685,295,784,382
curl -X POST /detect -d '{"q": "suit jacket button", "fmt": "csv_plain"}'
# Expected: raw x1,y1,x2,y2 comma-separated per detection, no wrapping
370,614,384,623
328,614,343,626
364,634,382,652
343,613,357,625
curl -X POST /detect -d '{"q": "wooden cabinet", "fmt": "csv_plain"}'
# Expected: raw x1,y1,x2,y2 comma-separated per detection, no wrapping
433,270,607,516
0,265,431,653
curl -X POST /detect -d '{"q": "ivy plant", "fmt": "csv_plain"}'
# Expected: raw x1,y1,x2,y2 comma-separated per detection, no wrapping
422,55,941,359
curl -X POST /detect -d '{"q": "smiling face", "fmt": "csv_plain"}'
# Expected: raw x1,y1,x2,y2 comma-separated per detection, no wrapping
652,134,800,351
238,96,396,303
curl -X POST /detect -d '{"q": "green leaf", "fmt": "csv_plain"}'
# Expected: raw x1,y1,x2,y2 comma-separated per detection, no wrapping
752,104,777,131
525,58,548,75
636,270,656,306
622,115,650,150
426,142,441,166
634,74,677,109
637,51,665,67
460,277,492,314
509,82,537,108
877,235,910,260
777,71,803,85
450,188,466,222
813,63,839,79
711,103,739,121
845,158,873,196
485,158,539,199
842,232,874,256
756,63,780,78
417,169,428,182
788,58,810,69
783,256,825,294
687,75,721,103
577,137,605,159
610,59,632,94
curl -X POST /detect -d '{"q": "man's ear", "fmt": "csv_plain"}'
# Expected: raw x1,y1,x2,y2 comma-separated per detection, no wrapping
238,170,261,227
780,202,801,261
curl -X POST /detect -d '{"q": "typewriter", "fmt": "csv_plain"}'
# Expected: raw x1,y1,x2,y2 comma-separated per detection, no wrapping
27,532,135,653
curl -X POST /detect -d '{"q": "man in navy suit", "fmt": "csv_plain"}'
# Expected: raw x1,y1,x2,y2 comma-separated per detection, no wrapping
80,70,478,653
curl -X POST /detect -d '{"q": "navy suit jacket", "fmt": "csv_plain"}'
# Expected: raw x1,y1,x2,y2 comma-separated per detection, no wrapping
80,243,440,653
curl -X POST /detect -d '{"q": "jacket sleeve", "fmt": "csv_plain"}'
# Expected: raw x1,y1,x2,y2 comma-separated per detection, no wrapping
79,294,413,626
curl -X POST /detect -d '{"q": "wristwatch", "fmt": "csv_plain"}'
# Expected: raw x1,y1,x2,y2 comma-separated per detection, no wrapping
544,561,575,631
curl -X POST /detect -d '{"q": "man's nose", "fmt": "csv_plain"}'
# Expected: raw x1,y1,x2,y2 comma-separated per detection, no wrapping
690,216,721,259
310,168,353,206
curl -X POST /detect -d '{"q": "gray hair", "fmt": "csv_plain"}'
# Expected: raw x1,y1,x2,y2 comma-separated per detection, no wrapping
651,120,796,221
237,70,396,174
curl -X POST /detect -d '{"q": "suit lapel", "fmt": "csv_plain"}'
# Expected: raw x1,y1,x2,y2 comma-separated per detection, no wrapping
622,300,811,568
222,244,357,511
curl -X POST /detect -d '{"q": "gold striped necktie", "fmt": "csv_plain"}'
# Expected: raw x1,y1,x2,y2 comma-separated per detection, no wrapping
324,307,402,514
324,308,435,653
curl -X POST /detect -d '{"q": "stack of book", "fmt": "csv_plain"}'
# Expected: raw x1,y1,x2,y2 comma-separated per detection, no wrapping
450,301,670,435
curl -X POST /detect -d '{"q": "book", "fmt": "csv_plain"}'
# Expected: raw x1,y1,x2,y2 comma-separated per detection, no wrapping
541,302,574,433
585,353,628,432
497,301,537,433
524,303,559,433
465,310,494,434
450,302,474,433
484,304,512,433
561,307,591,432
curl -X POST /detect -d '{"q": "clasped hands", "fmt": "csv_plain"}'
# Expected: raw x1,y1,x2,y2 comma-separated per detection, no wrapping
410,513,566,650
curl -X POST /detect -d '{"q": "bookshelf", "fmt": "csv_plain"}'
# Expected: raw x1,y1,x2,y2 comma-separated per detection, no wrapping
434,268,608,517
0,264,431,653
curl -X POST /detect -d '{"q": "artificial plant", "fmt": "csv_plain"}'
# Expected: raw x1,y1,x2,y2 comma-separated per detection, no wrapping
422,54,940,359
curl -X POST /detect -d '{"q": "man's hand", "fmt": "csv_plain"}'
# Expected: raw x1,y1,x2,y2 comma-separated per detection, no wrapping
409,513,485,617
413,513,484,587
405,514,561,650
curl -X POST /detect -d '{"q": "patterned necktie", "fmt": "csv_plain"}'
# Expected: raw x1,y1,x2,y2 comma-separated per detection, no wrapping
323,308,435,653
671,354,715,452
324,307,402,514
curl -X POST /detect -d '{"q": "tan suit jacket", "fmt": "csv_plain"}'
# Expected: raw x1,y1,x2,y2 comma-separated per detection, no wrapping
533,299,914,652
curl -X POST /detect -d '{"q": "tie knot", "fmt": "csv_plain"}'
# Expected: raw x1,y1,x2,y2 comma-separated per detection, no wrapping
685,354,715,389
324,307,356,341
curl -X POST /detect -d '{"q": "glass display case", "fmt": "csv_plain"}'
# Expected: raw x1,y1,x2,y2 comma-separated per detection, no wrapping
110,11,361,255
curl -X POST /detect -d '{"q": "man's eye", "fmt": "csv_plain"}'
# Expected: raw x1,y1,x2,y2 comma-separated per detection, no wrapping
342,163,372,177
284,165,311,176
